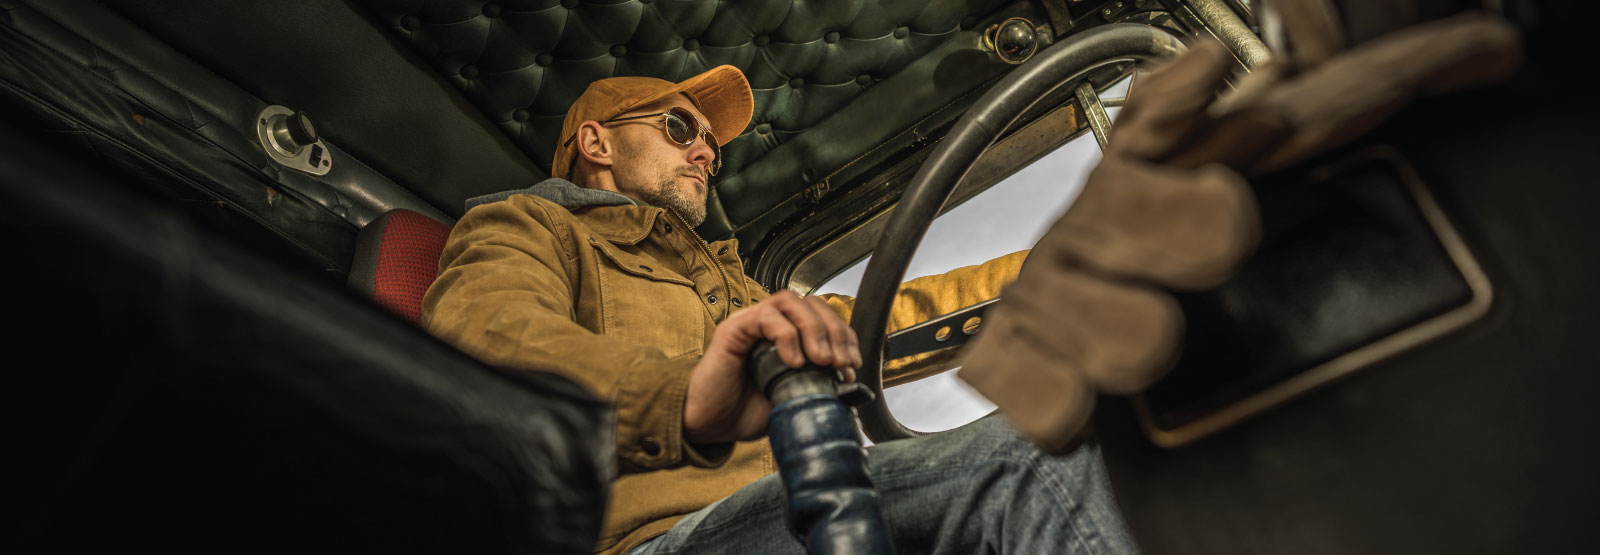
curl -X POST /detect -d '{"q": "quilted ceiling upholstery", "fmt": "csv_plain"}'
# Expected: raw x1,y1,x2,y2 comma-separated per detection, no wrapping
359,0,1021,244
364,0,1005,174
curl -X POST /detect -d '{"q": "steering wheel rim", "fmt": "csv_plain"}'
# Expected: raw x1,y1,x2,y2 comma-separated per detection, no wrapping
849,24,1185,443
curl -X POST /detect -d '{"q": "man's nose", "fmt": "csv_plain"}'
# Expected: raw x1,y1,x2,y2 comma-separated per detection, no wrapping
686,136,716,172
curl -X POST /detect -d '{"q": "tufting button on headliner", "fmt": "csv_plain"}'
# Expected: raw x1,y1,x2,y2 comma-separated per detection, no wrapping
482,3,501,17
400,15,421,30
536,52,554,66
894,26,910,39
683,38,699,51
856,74,872,86
611,44,628,57
824,31,840,43
512,109,530,122
562,0,580,9
460,65,479,78
754,35,770,46
756,123,771,134
789,77,804,88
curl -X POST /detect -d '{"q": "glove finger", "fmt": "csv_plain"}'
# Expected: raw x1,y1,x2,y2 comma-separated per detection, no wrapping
1110,39,1236,162
1209,58,1293,116
1165,106,1295,173
1259,0,1347,67
1035,156,1260,290
1245,13,1522,173
958,316,1095,455
962,258,1183,396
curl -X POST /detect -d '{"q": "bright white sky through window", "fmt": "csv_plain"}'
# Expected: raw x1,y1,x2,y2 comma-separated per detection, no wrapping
813,82,1126,435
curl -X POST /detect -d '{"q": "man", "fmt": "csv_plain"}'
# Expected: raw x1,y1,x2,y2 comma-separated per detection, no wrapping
421,65,1132,554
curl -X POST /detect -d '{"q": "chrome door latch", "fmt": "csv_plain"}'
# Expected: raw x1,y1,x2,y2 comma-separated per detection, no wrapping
255,105,331,176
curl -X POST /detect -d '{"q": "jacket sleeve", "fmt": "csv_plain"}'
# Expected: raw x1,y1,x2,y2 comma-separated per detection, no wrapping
421,197,723,475
820,250,1029,378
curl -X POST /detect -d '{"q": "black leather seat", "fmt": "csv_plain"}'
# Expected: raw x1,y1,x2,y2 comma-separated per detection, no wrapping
2,123,611,554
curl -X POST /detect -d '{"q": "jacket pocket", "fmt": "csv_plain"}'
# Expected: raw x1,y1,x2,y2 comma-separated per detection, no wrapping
590,239,706,359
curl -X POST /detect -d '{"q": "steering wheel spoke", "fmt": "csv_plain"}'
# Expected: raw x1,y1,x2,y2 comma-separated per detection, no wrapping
1075,81,1115,149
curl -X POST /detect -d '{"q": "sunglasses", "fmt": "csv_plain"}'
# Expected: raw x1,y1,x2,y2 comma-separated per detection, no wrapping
566,106,722,176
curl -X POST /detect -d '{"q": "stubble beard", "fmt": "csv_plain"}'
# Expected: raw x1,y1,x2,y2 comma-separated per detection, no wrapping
615,140,708,227
642,166,708,227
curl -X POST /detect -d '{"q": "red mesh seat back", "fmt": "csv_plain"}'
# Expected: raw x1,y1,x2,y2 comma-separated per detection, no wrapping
349,209,452,324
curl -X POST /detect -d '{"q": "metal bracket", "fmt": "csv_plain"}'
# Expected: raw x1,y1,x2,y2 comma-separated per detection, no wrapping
1040,0,1075,37
802,177,832,205
883,298,998,361
255,105,332,176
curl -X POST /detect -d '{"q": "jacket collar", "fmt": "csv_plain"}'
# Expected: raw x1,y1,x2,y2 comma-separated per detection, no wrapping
465,178,638,211
467,179,665,245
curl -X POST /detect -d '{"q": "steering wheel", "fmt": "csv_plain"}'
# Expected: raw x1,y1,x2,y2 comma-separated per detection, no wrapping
848,24,1185,443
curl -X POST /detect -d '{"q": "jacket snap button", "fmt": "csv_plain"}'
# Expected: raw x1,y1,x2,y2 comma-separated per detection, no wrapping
707,294,718,305
731,298,744,307
639,264,652,272
641,437,661,456
717,246,728,255
664,222,673,233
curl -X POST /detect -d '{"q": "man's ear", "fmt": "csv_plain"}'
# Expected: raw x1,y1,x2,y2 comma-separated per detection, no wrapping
574,121,615,168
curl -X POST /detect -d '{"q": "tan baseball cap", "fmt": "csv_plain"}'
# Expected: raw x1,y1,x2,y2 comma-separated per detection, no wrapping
553,65,754,180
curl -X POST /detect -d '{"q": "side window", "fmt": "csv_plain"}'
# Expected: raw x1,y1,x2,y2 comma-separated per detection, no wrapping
811,79,1129,435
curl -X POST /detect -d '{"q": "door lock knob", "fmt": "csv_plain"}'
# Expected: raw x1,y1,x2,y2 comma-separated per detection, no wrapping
256,106,332,176
267,111,318,155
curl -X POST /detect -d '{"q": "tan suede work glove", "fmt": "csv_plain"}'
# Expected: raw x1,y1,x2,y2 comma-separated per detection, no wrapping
958,9,1521,453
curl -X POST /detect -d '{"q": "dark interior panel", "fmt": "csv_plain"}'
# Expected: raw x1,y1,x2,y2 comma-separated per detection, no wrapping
1097,25,1600,552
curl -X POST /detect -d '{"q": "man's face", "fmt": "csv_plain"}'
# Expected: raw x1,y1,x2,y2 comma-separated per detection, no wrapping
607,95,718,226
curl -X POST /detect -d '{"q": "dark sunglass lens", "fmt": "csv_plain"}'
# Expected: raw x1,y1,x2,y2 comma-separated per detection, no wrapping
663,113,695,145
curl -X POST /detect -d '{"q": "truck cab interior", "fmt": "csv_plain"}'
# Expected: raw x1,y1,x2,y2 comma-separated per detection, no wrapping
5,0,1595,553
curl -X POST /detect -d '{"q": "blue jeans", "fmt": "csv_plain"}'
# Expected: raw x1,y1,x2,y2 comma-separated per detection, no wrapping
629,415,1139,555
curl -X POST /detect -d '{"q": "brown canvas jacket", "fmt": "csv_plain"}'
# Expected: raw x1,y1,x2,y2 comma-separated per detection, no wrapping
421,181,1025,554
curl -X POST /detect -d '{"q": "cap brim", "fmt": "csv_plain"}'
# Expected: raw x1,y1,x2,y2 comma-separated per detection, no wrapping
623,65,753,147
